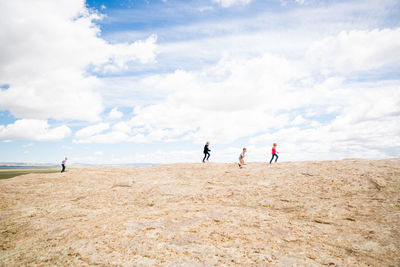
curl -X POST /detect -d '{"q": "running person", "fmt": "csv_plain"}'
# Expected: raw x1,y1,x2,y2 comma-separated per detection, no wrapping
61,157,68,172
269,143,278,164
238,148,247,168
203,141,211,162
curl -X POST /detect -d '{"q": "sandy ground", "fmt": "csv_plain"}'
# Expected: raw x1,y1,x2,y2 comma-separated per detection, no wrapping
1,158,399,266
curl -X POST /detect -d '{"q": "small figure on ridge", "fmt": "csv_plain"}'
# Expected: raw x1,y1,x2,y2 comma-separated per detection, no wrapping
270,143,279,164
203,141,211,162
238,148,247,168
61,157,68,172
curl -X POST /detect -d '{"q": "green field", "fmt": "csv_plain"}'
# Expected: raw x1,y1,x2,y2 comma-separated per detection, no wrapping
0,169,60,180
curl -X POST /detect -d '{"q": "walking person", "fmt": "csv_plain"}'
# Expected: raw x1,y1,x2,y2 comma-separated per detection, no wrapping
61,157,68,172
269,143,279,164
203,141,211,162
238,148,247,168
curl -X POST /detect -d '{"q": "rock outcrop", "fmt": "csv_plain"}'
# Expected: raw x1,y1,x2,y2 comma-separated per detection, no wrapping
1,159,399,266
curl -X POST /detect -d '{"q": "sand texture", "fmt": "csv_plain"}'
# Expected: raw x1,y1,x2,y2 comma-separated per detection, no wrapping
1,159,400,266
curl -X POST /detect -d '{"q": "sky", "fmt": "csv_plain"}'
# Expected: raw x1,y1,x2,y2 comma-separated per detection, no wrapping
0,0,399,164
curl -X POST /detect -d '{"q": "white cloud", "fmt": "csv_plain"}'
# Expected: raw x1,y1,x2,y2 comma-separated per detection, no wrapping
249,81,400,160
123,54,306,143
329,83,400,127
123,0,396,76
99,34,158,73
0,119,71,141
198,6,214,12
74,53,307,144
73,122,133,144
250,114,400,161
0,0,158,122
291,115,307,125
73,120,134,144
112,122,131,133
74,131,130,144
74,123,109,139
22,142,35,148
107,108,124,120
307,28,400,74
74,48,400,155
295,0,306,4
212,0,252,8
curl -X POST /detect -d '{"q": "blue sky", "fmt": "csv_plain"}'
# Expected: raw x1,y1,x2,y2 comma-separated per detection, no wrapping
0,0,399,164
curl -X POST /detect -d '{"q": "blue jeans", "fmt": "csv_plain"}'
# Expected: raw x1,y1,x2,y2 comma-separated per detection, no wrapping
61,164,66,172
203,152,210,162
270,153,278,164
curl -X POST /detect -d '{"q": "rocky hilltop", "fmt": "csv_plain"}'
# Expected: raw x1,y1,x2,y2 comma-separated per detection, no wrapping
1,159,399,266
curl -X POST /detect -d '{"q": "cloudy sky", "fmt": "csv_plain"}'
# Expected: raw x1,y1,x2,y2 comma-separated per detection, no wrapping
0,0,399,164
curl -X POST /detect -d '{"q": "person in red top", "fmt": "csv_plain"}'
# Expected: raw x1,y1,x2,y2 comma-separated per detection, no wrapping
269,143,278,164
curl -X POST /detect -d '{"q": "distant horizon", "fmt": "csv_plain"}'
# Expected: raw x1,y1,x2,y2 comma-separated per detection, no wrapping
0,162,160,166
1,157,399,167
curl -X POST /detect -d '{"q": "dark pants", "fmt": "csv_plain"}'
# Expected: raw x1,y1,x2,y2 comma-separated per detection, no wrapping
203,152,210,162
270,153,278,164
61,164,65,172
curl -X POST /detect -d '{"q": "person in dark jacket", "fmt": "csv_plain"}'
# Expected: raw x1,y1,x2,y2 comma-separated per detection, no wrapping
61,157,68,172
203,141,211,162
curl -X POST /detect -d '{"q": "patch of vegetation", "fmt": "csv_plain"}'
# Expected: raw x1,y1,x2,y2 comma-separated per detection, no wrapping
0,169,60,179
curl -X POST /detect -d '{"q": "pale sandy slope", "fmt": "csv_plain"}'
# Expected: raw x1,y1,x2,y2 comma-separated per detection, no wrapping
1,159,399,266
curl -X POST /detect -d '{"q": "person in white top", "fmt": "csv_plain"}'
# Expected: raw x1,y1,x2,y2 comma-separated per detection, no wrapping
61,157,68,173
238,148,247,168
